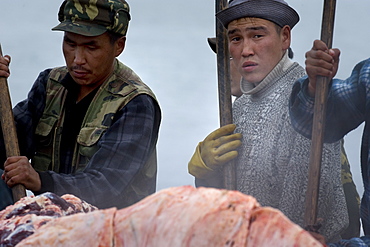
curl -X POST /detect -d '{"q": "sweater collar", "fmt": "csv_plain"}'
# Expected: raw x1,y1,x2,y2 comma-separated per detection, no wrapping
240,51,293,95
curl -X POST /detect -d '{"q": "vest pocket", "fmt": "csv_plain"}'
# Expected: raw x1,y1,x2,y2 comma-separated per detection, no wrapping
77,127,106,159
33,115,58,171
35,115,58,146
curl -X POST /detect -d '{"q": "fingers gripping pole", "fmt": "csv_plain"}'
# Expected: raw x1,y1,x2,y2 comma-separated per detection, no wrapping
0,43,26,202
304,0,337,228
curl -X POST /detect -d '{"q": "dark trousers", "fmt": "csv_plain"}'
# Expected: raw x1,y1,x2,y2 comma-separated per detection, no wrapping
0,169,13,210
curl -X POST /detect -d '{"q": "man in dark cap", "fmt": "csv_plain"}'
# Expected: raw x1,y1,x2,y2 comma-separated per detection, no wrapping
188,0,355,242
0,0,161,210
205,35,360,240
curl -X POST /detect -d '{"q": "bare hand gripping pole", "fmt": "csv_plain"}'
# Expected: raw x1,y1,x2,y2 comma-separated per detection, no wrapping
304,0,337,230
0,44,27,202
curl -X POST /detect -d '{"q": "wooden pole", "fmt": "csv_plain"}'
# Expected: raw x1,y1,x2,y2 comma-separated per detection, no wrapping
0,44,26,202
304,0,336,228
215,0,236,190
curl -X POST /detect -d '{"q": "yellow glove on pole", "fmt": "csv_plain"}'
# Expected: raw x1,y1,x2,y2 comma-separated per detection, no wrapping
188,124,242,179
200,124,242,170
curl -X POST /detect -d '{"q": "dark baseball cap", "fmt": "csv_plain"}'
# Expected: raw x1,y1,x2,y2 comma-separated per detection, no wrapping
52,0,131,37
216,0,299,29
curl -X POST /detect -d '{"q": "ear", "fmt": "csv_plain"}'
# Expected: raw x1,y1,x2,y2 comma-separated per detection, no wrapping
281,25,291,51
115,36,126,57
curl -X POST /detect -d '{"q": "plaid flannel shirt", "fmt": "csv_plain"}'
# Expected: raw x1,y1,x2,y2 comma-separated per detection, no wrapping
289,58,370,235
0,68,161,209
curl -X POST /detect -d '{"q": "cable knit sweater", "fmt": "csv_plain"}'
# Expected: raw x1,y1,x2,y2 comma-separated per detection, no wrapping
232,53,348,242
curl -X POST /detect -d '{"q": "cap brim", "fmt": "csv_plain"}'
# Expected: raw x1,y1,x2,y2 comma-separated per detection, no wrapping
207,37,217,54
52,21,107,37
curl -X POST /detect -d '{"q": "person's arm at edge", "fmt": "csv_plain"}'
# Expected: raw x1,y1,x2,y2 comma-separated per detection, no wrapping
327,235,370,247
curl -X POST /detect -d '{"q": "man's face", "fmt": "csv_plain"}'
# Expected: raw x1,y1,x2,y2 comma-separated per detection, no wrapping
227,17,290,84
63,32,125,94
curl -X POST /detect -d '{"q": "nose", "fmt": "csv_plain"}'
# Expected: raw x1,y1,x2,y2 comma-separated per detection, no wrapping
74,47,86,65
241,40,254,57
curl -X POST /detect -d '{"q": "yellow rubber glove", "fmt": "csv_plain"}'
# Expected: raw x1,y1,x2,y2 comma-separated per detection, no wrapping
188,124,242,179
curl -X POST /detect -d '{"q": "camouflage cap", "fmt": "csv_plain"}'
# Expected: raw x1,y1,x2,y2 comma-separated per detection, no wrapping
52,0,131,37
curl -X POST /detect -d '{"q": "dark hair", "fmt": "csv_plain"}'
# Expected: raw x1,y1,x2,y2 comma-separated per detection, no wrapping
274,24,294,59
274,24,282,34
107,31,125,44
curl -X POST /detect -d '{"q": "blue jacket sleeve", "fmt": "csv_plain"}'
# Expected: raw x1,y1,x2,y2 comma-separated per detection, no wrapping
328,236,370,247
289,58,370,143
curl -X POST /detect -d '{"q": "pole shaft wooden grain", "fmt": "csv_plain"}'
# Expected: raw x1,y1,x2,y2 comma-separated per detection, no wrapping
304,0,336,227
0,44,26,202
215,0,236,190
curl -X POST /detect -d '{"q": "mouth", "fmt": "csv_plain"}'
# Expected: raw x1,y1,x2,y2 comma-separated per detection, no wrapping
242,61,257,72
70,68,89,79
242,61,257,68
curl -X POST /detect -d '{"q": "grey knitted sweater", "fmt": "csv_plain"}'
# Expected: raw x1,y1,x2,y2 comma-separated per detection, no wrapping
232,53,348,242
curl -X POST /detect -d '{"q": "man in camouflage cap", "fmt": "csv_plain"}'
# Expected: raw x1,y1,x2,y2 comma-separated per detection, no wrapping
0,0,161,210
